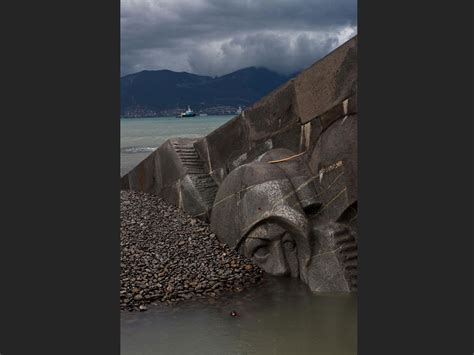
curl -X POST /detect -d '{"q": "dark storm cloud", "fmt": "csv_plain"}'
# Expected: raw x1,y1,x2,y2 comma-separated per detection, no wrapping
121,0,357,76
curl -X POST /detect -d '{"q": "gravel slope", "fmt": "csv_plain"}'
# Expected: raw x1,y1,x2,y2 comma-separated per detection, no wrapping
120,190,263,311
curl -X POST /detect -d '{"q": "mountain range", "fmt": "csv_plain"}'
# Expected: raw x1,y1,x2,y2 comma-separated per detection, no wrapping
120,67,294,117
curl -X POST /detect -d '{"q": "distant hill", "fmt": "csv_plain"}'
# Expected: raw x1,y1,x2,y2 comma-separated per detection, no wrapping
120,67,293,117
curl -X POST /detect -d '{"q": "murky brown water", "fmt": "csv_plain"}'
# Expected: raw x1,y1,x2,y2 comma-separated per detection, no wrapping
121,276,357,355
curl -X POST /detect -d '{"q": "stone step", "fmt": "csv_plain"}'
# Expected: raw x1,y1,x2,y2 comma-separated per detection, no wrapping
175,150,196,155
186,169,205,174
181,160,204,165
177,151,199,158
172,142,218,210
173,146,195,150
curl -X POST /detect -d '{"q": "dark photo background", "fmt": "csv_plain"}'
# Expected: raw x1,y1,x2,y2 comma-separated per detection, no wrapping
0,0,472,354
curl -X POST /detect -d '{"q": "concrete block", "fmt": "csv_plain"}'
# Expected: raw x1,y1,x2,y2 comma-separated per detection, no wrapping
294,36,357,124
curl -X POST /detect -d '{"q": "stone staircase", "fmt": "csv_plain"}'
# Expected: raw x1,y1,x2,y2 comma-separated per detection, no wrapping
172,141,206,174
172,140,219,210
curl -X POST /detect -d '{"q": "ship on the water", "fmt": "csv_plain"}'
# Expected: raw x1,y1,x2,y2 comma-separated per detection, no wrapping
236,106,243,115
180,106,196,118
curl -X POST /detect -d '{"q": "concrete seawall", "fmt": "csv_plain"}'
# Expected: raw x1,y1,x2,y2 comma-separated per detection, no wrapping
121,36,358,222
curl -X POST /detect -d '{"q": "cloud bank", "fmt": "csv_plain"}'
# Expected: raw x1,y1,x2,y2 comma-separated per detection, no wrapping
121,0,357,76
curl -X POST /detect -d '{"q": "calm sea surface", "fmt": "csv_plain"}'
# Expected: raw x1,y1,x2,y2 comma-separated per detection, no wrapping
120,115,234,176
121,276,357,355
120,115,357,354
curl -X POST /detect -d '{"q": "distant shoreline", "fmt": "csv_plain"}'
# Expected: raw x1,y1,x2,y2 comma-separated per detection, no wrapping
120,114,236,120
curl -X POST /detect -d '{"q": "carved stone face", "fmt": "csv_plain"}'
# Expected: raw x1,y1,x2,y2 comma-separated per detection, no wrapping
242,222,300,277
238,215,357,293
210,149,357,293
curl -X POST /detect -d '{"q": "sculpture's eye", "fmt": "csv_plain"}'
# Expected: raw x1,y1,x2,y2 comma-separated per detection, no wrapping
253,246,269,258
283,240,296,251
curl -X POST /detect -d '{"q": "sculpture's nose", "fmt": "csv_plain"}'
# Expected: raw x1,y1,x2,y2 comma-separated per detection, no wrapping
269,244,290,276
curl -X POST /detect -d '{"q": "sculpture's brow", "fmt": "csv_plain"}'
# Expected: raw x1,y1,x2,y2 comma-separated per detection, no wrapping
247,230,285,241
246,236,270,241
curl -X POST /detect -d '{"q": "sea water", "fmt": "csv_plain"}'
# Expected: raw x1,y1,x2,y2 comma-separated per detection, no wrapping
121,276,357,355
120,115,234,176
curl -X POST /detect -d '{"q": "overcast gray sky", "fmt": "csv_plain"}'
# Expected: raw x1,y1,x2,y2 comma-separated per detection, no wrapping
121,0,357,77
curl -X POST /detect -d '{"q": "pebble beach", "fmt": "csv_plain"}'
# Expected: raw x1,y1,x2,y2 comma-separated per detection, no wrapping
120,190,263,311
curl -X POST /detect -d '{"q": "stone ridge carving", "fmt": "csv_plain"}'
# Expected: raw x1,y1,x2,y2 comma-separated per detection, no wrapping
120,36,358,293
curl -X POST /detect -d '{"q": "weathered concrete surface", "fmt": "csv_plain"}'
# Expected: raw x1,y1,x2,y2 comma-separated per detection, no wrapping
121,36,358,292
244,80,300,144
258,148,321,212
308,110,358,223
195,115,250,183
123,151,156,193
158,138,218,220
123,137,218,220
294,37,357,124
